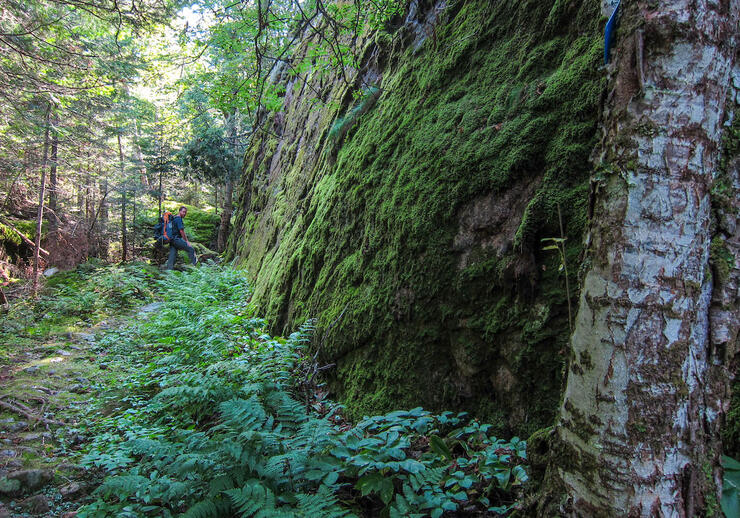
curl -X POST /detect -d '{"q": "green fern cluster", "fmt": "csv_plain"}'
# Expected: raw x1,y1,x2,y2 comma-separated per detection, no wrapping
79,265,527,517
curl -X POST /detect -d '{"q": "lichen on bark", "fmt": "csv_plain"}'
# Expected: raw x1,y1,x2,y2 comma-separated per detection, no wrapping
544,1,740,515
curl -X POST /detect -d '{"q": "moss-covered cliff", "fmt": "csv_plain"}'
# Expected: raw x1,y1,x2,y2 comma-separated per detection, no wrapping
228,0,606,436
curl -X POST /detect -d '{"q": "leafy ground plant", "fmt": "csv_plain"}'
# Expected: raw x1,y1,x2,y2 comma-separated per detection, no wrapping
0,260,158,359
78,265,528,517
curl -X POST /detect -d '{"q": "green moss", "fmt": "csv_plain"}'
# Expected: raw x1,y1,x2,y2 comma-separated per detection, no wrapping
717,103,739,458
229,0,604,432
4,218,47,241
0,222,22,245
710,236,733,285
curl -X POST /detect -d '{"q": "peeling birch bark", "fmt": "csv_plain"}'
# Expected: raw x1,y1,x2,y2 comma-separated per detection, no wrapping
548,1,740,516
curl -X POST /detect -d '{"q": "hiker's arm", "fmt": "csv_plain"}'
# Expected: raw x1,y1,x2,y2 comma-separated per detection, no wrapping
180,227,190,245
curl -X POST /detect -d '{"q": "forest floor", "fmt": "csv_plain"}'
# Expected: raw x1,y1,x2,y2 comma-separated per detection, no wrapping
0,302,163,517
0,261,162,517
0,263,530,517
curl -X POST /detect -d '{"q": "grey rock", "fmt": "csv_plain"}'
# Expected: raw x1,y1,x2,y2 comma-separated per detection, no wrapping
138,302,163,315
74,333,96,342
60,481,85,499
19,432,49,442
0,450,17,457
21,494,50,513
6,421,28,432
56,349,73,357
6,469,53,491
21,365,40,374
0,477,21,495
42,267,60,277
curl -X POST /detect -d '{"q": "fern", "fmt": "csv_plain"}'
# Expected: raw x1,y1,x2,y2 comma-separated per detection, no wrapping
182,498,232,518
79,265,528,517
96,474,150,500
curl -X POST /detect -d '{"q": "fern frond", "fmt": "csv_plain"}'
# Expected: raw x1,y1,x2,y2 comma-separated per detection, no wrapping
226,480,277,517
96,475,149,500
182,498,232,518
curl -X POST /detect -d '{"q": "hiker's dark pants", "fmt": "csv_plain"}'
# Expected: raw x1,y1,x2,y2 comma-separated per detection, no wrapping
166,237,197,269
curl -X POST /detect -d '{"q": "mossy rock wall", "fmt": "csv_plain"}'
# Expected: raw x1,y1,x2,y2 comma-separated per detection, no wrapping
228,0,606,436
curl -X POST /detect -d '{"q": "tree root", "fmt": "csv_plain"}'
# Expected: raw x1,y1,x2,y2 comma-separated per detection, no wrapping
0,397,65,427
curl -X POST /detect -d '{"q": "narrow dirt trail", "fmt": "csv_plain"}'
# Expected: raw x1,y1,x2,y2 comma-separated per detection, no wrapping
0,302,160,517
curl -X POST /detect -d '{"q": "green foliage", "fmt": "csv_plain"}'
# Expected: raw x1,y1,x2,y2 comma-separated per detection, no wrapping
180,123,242,185
79,265,527,517
0,261,157,345
723,456,740,518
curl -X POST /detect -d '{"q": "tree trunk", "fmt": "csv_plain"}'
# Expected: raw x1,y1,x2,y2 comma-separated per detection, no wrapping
217,178,233,252
118,134,127,262
85,154,92,223
98,164,109,260
76,180,84,214
218,112,239,252
545,1,739,515
132,190,137,257
48,114,59,237
158,168,163,217
134,120,149,188
32,105,52,295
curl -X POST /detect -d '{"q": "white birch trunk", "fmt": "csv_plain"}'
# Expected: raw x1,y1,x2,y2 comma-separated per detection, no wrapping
549,1,740,515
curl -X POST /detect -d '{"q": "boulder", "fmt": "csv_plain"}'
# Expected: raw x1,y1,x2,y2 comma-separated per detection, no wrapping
20,494,50,513
6,469,53,492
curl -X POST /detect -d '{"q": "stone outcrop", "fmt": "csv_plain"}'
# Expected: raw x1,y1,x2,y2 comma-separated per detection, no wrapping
228,0,605,435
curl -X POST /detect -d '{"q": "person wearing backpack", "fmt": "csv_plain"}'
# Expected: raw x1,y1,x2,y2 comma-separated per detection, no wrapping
165,206,197,269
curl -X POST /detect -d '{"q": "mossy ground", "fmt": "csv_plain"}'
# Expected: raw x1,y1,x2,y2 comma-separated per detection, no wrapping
0,262,160,516
229,0,606,435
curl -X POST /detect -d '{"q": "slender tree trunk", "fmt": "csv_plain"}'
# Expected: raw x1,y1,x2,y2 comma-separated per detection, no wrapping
217,178,233,252
134,120,149,188
76,179,84,214
85,154,92,223
158,167,163,217
48,114,59,237
98,163,109,260
118,134,127,262
545,1,739,515
218,113,239,251
32,105,52,296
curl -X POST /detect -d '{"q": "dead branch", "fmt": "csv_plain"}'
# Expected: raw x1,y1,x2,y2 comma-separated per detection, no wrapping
0,217,50,256
0,397,65,426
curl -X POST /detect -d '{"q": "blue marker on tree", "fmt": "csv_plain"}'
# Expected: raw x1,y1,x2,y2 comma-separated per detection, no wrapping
604,0,621,64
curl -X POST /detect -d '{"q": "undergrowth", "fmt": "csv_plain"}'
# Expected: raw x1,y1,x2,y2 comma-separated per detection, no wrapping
78,265,528,517
0,261,158,358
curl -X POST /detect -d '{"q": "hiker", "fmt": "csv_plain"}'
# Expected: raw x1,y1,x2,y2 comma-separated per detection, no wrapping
166,206,197,269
